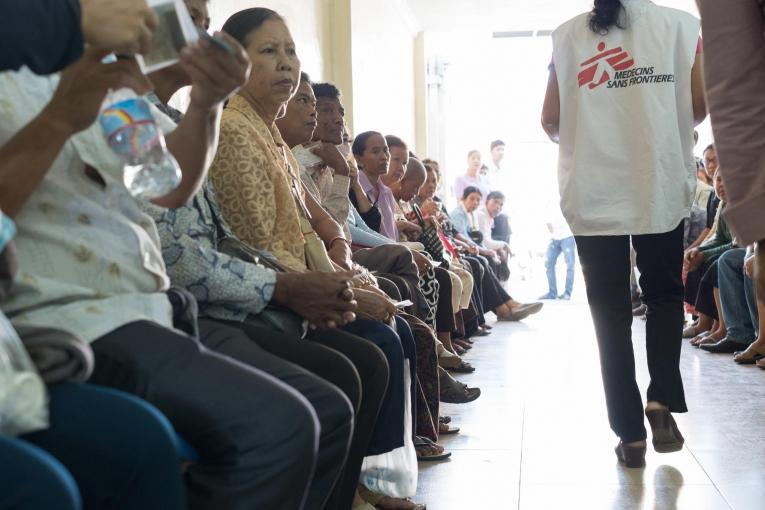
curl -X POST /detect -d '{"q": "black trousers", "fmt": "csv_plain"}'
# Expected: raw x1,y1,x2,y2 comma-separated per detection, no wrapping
433,266,457,333
218,319,389,510
90,320,353,510
695,258,721,319
575,223,687,443
462,256,486,326
465,254,511,311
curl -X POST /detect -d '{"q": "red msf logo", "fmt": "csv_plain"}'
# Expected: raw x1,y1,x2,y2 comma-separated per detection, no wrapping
578,42,635,89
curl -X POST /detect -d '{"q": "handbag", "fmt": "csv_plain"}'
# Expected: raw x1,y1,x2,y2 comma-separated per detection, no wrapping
299,216,335,273
411,204,447,265
209,202,308,338
282,146,336,273
0,313,48,436
468,229,484,246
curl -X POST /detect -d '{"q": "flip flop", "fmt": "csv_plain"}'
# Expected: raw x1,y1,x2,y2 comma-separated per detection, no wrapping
415,438,451,462
733,345,765,364
444,360,475,374
439,422,460,435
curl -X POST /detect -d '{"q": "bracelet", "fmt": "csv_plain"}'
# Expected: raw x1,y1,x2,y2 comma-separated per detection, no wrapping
327,236,351,249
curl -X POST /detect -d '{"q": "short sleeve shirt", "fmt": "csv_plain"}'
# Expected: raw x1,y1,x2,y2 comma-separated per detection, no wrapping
0,68,177,342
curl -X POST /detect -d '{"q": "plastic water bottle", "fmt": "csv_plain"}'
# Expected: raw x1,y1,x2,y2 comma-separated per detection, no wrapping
99,88,181,199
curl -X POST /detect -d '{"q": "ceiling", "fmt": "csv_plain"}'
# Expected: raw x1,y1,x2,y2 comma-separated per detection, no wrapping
403,0,700,32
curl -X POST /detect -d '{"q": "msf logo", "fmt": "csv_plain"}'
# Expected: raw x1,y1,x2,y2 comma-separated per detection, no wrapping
578,42,635,89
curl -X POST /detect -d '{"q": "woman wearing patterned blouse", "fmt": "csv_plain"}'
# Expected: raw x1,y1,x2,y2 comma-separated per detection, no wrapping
213,8,426,510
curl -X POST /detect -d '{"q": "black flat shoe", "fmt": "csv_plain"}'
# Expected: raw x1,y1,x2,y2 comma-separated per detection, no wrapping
645,408,684,453
700,338,748,354
615,441,646,468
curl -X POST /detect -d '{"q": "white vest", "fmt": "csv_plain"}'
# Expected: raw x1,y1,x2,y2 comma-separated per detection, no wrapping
552,0,700,236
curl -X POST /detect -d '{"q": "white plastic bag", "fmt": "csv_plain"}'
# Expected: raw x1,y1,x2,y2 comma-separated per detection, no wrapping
0,313,48,436
360,359,418,498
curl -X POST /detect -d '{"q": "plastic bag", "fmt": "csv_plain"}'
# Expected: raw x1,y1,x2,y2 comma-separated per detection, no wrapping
360,359,418,498
0,313,48,436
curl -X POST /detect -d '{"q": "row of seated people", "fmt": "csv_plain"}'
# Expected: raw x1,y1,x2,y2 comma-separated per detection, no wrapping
679,146,764,369
0,3,541,510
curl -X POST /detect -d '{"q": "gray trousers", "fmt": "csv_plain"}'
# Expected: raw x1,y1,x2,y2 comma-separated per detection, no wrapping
89,320,353,510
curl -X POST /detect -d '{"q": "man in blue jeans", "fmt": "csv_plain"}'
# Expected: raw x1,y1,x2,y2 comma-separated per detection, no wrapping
717,247,760,360
541,208,576,300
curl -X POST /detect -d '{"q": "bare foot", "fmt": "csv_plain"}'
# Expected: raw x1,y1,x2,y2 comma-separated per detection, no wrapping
705,328,726,342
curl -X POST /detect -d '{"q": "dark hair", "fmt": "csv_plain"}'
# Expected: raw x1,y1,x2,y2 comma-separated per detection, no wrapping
588,0,625,34
352,131,383,157
467,149,480,159
487,191,505,202
385,135,408,153
300,72,311,85
222,8,283,48
490,140,505,150
703,144,715,155
462,186,482,200
312,82,341,100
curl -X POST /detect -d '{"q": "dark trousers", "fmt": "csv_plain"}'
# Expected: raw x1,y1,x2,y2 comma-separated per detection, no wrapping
575,223,687,443
218,319,389,510
695,259,721,319
90,320,353,510
463,255,486,316
340,317,414,456
433,266,457,333
3,383,184,510
491,213,512,244
467,254,512,311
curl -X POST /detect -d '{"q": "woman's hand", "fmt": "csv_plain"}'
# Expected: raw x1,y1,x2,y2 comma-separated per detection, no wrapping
396,220,422,241
327,238,353,271
411,250,433,276
683,248,704,272
273,271,357,330
420,199,440,218
354,287,397,323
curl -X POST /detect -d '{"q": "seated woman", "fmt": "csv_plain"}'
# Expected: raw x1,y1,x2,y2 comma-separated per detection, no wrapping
420,173,543,322
352,132,422,243
450,187,506,275
684,170,737,346
211,9,425,509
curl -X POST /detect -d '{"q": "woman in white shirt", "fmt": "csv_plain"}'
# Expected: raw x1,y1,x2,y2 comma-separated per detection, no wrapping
542,0,706,468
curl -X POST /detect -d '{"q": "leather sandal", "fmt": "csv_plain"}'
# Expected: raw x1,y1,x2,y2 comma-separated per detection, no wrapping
415,436,451,462
438,421,460,435
733,345,765,364
645,408,684,453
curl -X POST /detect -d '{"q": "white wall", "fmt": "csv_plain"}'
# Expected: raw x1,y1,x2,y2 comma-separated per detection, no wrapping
207,0,328,80
350,0,420,151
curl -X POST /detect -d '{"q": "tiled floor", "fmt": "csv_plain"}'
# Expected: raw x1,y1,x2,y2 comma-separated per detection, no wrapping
416,292,765,509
